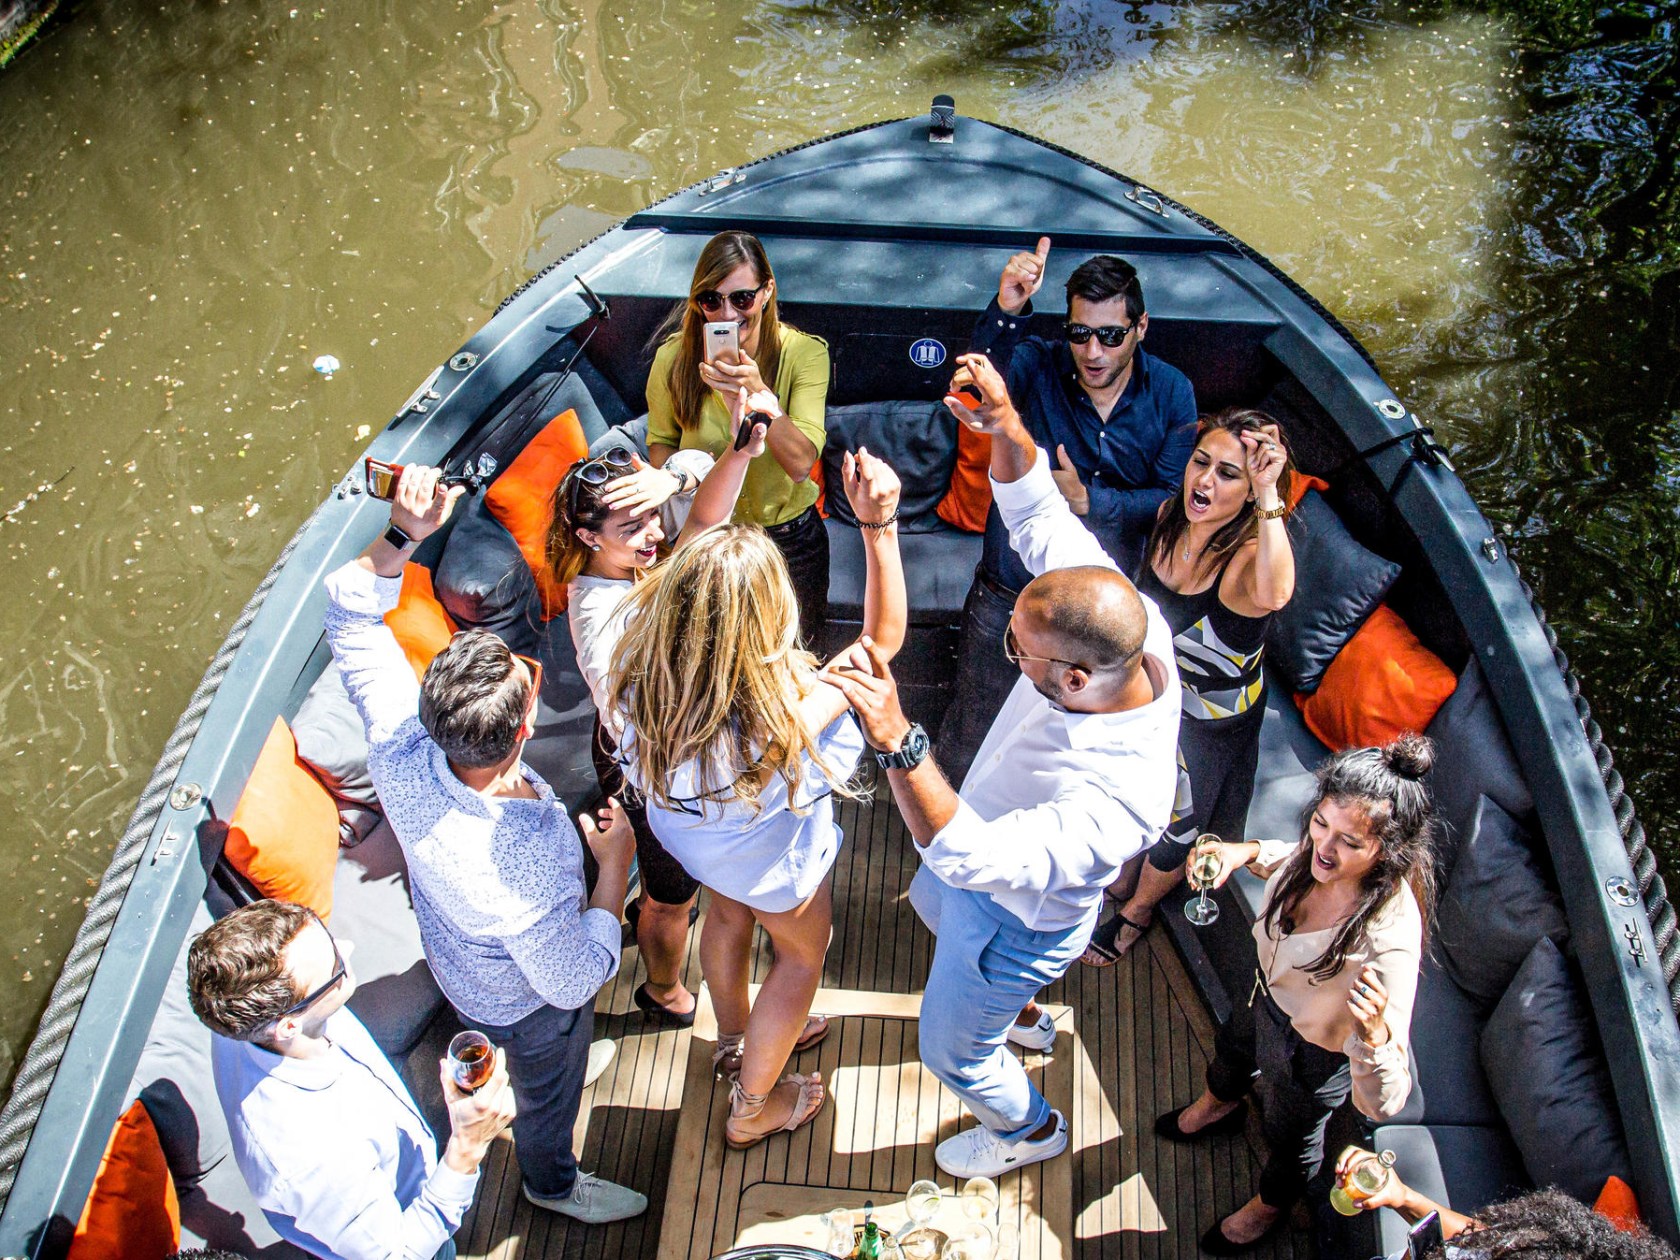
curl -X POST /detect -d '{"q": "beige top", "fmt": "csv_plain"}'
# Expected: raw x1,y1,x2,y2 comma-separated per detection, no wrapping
1249,838,1420,1121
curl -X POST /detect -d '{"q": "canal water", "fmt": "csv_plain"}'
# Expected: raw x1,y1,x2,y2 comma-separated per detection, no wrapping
0,0,1674,1089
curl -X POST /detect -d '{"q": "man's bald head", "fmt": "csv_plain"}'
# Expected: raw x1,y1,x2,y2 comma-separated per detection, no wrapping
1016,567,1148,677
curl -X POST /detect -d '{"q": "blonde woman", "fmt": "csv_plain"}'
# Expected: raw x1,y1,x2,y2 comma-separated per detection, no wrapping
605,450,904,1148
646,230,831,646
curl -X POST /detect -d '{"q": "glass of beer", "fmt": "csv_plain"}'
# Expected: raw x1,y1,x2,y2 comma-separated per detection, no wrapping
447,1030,495,1093
1184,834,1223,927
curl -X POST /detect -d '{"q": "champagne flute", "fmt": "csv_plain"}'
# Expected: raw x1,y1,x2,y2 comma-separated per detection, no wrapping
1184,833,1223,927
446,1030,495,1093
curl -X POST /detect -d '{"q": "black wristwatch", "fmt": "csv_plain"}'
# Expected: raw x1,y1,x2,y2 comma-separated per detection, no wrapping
874,722,930,771
383,521,416,550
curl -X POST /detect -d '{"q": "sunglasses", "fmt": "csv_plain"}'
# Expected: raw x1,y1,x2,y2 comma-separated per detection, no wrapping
1064,321,1137,348
278,911,348,1019
694,283,766,315
563,447,635,520
513,652,544,710
1003,618,1085,672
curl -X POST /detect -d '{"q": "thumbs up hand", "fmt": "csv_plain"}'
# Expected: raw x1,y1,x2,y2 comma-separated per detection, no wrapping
999,236,1051,315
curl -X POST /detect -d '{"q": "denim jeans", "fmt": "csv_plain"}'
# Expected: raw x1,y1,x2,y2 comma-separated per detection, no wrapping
935,574,1019,786
465,1000,594,1198
910,866,1089,1141
765,504,829,652
434,1241,458,1260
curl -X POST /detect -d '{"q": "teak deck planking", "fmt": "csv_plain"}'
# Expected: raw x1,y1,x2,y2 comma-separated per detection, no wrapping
454,773,1311,1259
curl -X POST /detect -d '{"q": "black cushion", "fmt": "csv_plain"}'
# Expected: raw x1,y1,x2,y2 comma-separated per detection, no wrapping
1436,795,1569,1009
1425,658,1535,878
1391,951,1499,1127
821,400,958,531
432,492,544,657
1480,936,1632,1202
825,517,981,625
1265,491,1400,693
1368,1122,1530,1255
518,610,604,811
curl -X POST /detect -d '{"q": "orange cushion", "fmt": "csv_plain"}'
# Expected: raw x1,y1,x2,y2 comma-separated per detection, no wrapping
485,408,590,618
383,562,458,681
224,717,341,921
1297,604,1458,750
1596,1175,1642,1232
810,457,827,519
1287,472,1330,510
936,424,993,533
68,1100,181,1260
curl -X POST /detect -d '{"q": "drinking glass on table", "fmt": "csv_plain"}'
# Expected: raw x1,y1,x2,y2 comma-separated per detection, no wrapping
899,1179,944,1260
960,1176,999,1223
822,1208,856,1257
941,1224,996,1260
1184,833,1224,927
446,1030,495,1093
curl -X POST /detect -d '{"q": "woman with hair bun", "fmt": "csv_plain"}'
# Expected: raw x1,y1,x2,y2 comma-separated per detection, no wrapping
1154,734,1438,1255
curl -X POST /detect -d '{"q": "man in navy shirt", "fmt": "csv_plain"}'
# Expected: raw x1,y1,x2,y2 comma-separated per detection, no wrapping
939,239,1198,781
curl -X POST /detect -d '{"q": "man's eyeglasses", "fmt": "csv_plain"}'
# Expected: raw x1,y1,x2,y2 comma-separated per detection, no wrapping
1004,619,1085,672
278,911,348,1019
563,447,635,520
694,284,766,315
1064,321,1136,348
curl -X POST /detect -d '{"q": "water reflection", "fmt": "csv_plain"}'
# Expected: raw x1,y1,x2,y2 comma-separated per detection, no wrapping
0,0,1674,1090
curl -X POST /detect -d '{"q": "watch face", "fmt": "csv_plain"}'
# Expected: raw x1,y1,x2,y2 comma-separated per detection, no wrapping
904,725,929,759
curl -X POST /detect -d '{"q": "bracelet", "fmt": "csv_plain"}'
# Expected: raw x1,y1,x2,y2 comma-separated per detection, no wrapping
858,508,899,530
1254,501,1288,520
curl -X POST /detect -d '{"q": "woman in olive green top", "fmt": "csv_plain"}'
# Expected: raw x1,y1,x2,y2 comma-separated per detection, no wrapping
647,230,832,647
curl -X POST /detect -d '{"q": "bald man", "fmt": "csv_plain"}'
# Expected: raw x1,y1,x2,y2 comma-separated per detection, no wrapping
827,353,1180,1180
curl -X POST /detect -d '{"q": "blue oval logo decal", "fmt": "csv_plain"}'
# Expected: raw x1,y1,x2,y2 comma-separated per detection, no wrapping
909,338,947,370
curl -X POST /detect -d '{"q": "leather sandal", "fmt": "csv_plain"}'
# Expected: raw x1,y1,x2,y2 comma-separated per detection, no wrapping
724,1073,827,1150
713,1014,829,1081
1081,911,1150,968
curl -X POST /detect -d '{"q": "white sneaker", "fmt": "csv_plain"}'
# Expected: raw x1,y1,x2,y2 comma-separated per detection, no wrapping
524,1170,647,1223
1005,1011,1057,1051
584,1038,615,1087
935,1110,1068,1179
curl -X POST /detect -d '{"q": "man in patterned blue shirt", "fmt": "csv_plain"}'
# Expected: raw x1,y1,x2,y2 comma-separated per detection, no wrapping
323,464,645,1225
939,240,1198,782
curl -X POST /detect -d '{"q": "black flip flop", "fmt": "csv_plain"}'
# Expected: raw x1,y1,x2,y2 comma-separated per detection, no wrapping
633,982,697,1028
1081,911,1150,968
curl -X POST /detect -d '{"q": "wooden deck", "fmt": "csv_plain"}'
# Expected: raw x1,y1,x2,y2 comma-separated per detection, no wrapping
451,773,1313,1259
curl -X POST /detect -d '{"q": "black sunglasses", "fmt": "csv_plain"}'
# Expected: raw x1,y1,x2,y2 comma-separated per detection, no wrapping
278,911,347,1020
694,284,766,315
563,447,636,520
1064,321,1137,348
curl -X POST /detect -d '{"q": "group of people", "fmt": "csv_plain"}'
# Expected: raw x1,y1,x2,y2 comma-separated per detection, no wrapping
176,230,1632,1260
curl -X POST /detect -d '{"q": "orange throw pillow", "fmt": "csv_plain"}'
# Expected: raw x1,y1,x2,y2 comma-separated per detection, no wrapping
224,717,341,921
1596,1175,1642,1233
383,562,458,681
485,408,590,618
1287,472,1330,510
936,424,993,533
1297,604,1458,750
68,1100,181,1260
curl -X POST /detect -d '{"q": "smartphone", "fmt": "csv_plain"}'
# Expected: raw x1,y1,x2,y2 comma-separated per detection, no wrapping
1407,1211,1443,1259
735,409,770,451
704,320,740,365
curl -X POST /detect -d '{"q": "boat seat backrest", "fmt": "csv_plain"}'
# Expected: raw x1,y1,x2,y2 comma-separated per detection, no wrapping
820,400,959,531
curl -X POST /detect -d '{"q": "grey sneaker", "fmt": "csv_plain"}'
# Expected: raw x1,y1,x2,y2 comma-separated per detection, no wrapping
524,1171,647,1223
584,1038,616,1087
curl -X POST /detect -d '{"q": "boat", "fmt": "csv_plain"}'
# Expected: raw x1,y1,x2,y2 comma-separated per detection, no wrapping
2,100,1677,1259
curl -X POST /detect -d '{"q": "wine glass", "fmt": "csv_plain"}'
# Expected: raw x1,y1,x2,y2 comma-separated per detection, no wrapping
960,1176,999,1224
941,1224,996,1260
446,1030,495,1093
900,1179,944,1260
994,1223,1020,1260
1184,833,1223,927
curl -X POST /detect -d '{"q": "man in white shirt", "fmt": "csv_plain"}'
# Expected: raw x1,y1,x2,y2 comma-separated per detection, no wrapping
827,353,1180,1180
322,464,644,1223
189,899,515,1260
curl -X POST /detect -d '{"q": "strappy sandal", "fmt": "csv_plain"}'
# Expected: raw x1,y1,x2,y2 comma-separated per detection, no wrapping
1081,911,1151,968
712,1014,829,1081
724,1072,827,1149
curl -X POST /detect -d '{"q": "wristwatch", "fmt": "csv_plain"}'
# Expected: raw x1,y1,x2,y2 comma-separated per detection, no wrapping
383,521,416,550
874,722,930,771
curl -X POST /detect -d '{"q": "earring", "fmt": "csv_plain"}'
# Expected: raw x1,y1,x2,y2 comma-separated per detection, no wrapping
589,544,601,552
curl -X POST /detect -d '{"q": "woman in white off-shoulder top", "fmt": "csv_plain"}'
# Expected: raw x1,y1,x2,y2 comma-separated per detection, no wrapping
1155,733,1438,1256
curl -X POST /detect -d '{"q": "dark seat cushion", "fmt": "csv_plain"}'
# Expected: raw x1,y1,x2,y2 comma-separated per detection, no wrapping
519,610,602,811
1266,491,1401,694
336,822,446,1058
1368,1123,1530,1255
1391,952,1499,1128
1436,795,1569,1009
1233,669,1331,919
825,517,982,626
1481,936,1632,1203
1424,657,1535,877
821,400,958,531
433,492,544,657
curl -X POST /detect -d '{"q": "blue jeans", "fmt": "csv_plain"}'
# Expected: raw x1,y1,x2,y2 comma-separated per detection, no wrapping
465,1000,593,1198
435,1242,458,1260
910,866,1090,1141
935,574,1019,786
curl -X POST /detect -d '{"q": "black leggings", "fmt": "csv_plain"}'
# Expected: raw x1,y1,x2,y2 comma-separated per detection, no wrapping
1206,982,1352,1209
590,719,700,907
764,504,829,652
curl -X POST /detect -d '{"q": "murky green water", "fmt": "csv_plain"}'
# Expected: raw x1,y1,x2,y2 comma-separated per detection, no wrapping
1,0,1675,1089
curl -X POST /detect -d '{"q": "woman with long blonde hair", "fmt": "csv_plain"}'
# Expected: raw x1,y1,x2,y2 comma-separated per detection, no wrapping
645,230,832,648
605,448,904,1148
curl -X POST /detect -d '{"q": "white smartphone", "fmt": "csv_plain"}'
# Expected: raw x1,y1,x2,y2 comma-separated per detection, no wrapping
703,320,740,365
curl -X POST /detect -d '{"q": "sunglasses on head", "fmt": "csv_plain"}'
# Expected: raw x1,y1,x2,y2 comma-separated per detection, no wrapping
563,447,635,519
694,283,766,315
1064,321,1136,348
278,910,347,1020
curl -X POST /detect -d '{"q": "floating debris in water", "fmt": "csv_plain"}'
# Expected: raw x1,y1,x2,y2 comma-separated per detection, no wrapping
313,354,341,378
